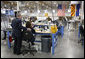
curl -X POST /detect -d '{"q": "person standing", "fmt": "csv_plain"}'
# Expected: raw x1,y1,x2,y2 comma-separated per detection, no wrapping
78,23,84,44
11,13,27,55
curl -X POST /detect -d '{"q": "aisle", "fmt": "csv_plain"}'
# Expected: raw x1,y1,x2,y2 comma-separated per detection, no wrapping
52,26,84,58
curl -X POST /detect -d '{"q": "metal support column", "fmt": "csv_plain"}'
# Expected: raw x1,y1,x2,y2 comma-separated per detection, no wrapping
7,31,11,48
52,34,54,55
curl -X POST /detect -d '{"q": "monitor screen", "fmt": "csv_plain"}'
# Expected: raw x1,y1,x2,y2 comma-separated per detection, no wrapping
6,10,10,15
5,10,15,16
10,10,15,16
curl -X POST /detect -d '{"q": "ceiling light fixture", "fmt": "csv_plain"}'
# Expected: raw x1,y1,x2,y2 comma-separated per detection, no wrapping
36,1,38,3
24,10,27,13
5,5,6,7
68,9,71,12
38,9,40,13
54,2,56,4
53,10,55,13
44,10,47,13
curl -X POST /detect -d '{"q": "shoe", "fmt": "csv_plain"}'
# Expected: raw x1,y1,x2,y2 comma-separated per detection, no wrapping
13,51,17,54
13,51,22,55
2,38,6,40
31,42,35,45
16,52,22,55
78,40,81,43
13,52,17,54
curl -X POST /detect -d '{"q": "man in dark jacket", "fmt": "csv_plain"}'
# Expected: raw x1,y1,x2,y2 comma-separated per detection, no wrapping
11,13,27,55
78,24,84,44
80,24,84,37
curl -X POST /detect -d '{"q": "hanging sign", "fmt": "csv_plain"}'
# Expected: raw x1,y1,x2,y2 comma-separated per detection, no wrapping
45,13,48,17
71,4,75,16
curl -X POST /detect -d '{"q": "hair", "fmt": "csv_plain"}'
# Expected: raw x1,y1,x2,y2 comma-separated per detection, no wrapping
15,12,17,17
16,13,21,18
26,21,32,28
15,11,21,18
47,17,52,21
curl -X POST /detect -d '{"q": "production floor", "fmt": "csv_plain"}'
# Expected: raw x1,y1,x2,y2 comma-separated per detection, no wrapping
1,25,84,58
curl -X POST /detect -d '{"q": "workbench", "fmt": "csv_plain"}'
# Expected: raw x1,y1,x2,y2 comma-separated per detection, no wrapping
6,26,64,55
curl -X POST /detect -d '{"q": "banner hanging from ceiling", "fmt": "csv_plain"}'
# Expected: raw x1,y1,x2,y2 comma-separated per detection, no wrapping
45,13,48,17
57,4,65,16
76,4,80,16
71,4,75,16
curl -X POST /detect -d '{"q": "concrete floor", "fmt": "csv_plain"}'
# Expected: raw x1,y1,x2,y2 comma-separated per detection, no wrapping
1,25,84,58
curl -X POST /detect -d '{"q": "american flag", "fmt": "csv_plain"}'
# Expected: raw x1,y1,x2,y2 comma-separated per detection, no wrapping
57,4,66,16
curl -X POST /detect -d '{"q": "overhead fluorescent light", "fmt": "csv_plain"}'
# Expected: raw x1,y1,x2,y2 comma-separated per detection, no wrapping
24,10,27,13
36,1,38,3
53,10,55,13
44,10,47,13
11,2,13,4
54,2,56,4
38,10,40,13
68,9,71,12
71,1,79,4
1,9,6,14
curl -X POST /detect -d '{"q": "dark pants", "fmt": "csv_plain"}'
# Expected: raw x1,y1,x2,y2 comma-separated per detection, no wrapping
3,30,11,40
3,30,6,40
78,34,84,43
13,36,22,54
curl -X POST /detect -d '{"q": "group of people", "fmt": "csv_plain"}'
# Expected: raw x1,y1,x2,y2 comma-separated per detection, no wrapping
11,12,35,55
2,12,84,55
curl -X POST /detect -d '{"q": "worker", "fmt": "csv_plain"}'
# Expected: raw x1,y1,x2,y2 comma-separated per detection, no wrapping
46,17,52,21
11,13,28,55
52,19,59,26
25,21,36,45
26,21,35,34
78,23,84,44
1,16,9,40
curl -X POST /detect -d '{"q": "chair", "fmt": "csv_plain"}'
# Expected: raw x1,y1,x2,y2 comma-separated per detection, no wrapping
21,30,37,56
21,40,37,56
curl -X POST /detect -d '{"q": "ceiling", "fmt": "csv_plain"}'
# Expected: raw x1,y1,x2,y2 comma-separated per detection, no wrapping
1,1,71,11
1,1,83,15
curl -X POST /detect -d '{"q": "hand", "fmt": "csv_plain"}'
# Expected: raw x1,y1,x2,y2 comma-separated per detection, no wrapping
31,24,34,27
27,28,31,31
31,23,34,27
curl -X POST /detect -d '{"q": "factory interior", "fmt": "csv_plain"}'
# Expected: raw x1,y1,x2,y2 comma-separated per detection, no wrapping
1,1,84,58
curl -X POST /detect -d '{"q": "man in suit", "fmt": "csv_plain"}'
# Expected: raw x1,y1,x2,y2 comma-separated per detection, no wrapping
11,13,27,55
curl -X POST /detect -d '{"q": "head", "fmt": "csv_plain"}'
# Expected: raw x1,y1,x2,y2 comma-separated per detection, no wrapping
26,21,32,28
16,13,22,19
80,23,82,26
47,17,52,21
